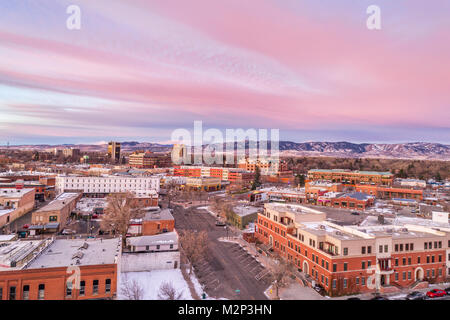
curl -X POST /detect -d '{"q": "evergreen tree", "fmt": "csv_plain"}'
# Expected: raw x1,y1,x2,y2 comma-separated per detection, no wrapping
251,166,262,190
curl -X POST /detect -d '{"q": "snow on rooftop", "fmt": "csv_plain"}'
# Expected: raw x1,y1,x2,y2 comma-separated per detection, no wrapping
27,238,121,269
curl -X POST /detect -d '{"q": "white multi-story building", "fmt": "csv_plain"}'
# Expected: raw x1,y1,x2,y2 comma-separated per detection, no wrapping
56,175,160,195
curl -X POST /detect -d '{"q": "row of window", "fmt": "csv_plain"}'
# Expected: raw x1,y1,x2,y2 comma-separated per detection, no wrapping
394,254,443,266
0,284,45,300
0,279,111,300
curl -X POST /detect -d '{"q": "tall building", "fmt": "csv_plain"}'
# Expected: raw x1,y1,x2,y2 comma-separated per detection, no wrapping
107,142,121,163
128,151,171,168
171,144,188,165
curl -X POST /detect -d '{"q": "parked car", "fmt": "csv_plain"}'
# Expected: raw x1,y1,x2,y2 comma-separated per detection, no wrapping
406,291,425,300
426,289,446,298
351,211,360,216
371,295,389,300
445,287,450,294
215,220,226,226
61,229,76,235
22,224,30,229
313,284,326,296
347,297,361,300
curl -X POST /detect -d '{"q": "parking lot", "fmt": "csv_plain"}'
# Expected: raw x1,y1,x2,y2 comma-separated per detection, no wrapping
174,204,270,300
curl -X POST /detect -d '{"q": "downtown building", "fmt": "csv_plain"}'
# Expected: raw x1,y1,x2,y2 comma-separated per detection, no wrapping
172,165,255,185
0,237,121,300
255,203,450,296
55,175,160,197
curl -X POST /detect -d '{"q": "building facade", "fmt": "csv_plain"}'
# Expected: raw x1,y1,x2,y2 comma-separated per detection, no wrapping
55,175,160,196
255,203,450,296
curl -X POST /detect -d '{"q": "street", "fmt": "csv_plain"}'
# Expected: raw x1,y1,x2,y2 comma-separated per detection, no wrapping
173,204,270,300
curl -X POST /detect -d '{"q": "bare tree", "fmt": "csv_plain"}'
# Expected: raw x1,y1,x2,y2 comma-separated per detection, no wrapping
165,180,180,208
179,230,208,274
157,281,184,300
120,275,144,300
267,255,293,299
101,192,144,246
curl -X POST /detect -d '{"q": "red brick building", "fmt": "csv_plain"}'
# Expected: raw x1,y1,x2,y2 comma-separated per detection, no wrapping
0,238,121,300
255,203,450,296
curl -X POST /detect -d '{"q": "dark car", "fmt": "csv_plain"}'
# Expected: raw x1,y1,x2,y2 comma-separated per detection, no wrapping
215,220,226,226
371,295,389,300
313,284,326,296
444,287,450,294
351,211,360,216
406,291,425,300
347,297,361,300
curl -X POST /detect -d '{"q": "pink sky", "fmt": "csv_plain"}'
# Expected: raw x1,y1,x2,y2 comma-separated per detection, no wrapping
0,0,449,144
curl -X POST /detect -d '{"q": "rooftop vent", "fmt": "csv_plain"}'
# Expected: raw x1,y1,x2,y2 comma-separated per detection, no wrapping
80,242,89,250
72,251,84,260
335,231,343,236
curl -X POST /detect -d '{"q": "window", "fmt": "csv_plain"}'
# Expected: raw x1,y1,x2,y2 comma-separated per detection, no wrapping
93,280,99,295
417,256,421,264
343,263,348,271
326,262,329,270
439,255,442,262
362,261,366,269
395,272,399,281
332,279,337,289
343,248,348,256
424,242,428,250
333,264,337,272
22,285,29,300
38,284,45,300
9,286,16,300
399,244,403,251
361,277,365,286
49,215,58,222
361,246,366,254
410,243,414,251
356,277,359,285
432,269,435,278
156,245,160,250
368,246,372,254
379,245,383,253
402,272,406,280
80,281,85,296
105,279,111,293
384,245,388,253
405,243,409,251
395,258,399,266
343,279,348,288
395,244,399,252
432,256,435,263
427,256,430,263
402,258,406,265
0,287,2,300
66,282,72,297
408,257,411,265
367,261,371,268
408,271,411,280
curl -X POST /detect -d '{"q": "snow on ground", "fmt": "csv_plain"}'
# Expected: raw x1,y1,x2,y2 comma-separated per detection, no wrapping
197,206,218,217
118,269,193,300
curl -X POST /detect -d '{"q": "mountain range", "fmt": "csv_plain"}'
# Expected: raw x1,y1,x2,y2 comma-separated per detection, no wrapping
3,141,449,160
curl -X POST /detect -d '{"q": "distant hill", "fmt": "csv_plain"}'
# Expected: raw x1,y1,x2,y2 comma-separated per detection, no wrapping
3,141,449,160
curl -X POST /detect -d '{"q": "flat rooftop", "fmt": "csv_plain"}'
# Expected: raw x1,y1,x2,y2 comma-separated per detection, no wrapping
35,192,80,212
301,222,362,240
233,205,260,217
0,187,35,199
143,208,174,221
265,203,325,217
127,232,178,246
0,239,51,271
27,238,121,269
